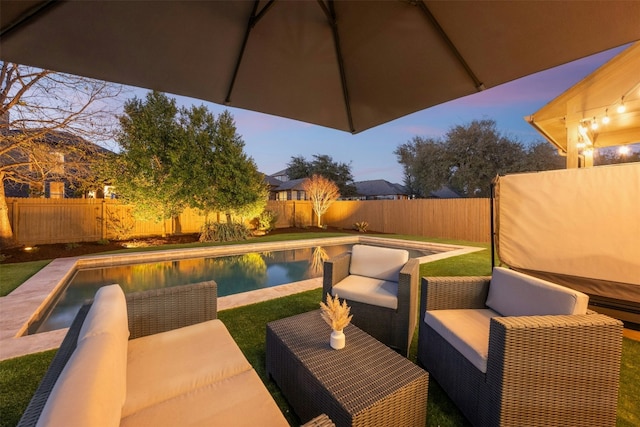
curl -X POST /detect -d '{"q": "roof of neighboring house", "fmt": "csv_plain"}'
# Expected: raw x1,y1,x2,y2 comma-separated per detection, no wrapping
263,174,282,187
2,128,113,155
273,177,308,191
354,179,408,197
429,186,461,198
269,168,289,177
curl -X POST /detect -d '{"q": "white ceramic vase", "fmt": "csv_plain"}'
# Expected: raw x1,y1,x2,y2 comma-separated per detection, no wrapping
330,329,345,350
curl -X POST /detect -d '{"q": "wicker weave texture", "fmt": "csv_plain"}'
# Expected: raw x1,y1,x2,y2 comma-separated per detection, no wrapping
323,253,420,356
301,414,336,427
127,280,217,339
17,281,218,427
266,310,428,427
418,276,623,427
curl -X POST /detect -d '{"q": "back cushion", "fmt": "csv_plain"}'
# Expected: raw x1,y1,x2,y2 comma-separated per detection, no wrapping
349,244,409,282
486,267,589,316
78,284,129,405
37,334,124,427
79,284,129,342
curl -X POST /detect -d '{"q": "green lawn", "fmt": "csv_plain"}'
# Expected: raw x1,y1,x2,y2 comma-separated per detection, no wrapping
0,260,51,296
0,235,637,426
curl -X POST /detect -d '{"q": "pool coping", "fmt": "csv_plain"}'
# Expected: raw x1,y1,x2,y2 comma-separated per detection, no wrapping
0,236,484,361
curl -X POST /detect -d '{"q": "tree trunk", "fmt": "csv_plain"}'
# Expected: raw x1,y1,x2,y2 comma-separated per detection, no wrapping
225,212,232,224
0,175,17,249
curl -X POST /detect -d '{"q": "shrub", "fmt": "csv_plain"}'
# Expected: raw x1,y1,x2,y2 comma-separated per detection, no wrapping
65,242,81,250
100,208,135,241
255,210,278,232
96,239,110,245
354,221,369,232
199,221,250,242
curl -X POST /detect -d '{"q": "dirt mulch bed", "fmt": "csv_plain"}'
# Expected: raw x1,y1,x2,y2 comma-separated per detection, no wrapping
0,226,363,264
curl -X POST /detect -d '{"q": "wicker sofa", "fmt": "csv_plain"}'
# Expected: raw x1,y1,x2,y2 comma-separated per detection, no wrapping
323,244,420,356
418,267,623,427
17,281,292,427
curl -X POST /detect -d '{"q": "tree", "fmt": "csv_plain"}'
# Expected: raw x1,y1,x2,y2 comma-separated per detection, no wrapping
106,93,267,235
195,110,267,223
394,136,449,198
302,174,340,227
444,120,526,196
522,142,565,171
107,91,184,235
0,62,123,247
286,154,357,197
595,146,640,165
395,119,565,198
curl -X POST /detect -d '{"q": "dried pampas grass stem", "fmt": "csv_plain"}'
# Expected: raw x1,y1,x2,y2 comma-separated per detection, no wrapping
320,293,353,331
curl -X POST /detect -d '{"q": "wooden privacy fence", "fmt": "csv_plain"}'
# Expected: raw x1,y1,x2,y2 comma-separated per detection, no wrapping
324,199,490,243
5,198,490,246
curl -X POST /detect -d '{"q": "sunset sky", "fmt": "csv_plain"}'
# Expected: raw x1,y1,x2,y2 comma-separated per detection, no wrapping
131,45,629,184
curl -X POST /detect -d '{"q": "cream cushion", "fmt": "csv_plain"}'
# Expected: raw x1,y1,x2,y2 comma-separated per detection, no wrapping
78,284,129,342
77,284,129,404
120,369,288,427
78,285,129,405
332,275,398,309
349,244,409,282
424,309,497,373
486,267,589,316
123,319,252,418
37,333,124,427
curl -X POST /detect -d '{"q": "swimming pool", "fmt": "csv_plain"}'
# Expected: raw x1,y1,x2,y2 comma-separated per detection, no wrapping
1,236,485,360
34,242,435,333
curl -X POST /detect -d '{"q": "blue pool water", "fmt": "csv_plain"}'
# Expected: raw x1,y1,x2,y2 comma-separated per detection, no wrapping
36,244,433,333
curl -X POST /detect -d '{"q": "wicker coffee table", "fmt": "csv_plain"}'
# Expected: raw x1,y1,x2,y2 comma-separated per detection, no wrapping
266,310,428,427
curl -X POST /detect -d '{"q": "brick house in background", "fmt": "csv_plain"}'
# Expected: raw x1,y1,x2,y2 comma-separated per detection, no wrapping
1,113,113,198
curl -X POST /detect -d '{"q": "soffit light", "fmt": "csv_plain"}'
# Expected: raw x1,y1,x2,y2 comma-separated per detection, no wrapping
575,83,638,138
616,96,626,114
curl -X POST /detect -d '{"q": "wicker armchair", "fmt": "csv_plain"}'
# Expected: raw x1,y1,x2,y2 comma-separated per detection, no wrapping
323,245,420,356
417,275,624,427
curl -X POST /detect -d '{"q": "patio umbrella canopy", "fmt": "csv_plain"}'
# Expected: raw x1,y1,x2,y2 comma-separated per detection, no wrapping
2,0,640,133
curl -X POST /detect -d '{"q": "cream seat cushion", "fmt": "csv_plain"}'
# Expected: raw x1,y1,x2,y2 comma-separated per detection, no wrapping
120,369,288,427
123,319,252,418
486,267,589,316
332,275,398,309
424,308,497,373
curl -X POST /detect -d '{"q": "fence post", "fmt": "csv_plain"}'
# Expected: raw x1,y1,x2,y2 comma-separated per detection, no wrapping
12,199,19,244
101,199,107,240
